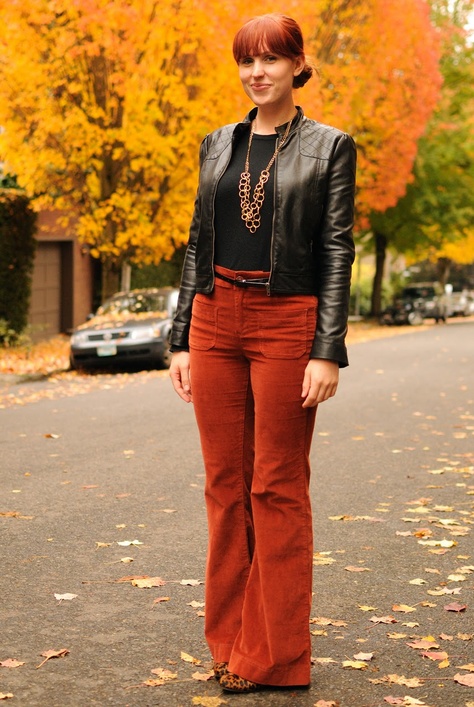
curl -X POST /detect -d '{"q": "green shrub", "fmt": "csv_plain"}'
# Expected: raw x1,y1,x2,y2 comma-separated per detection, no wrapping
0,191,37,343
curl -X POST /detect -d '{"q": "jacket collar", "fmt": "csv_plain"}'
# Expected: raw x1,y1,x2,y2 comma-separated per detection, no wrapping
234,105,304,139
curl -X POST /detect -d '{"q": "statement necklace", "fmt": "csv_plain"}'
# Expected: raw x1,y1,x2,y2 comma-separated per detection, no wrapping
239,117,293,234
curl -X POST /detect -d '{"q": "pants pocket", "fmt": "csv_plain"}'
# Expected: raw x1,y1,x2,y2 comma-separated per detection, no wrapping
190,295,217,351
257,307,316,359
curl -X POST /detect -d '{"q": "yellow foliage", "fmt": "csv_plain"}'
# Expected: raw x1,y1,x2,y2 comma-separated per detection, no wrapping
0,0,441,265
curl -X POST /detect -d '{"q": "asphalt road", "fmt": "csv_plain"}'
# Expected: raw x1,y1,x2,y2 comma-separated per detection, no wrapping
1,320,473,707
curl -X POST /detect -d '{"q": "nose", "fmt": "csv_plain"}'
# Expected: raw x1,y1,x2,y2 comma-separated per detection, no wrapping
251,59,265,77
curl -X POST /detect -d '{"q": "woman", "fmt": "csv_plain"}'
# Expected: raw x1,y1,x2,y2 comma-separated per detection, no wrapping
170,13,356,694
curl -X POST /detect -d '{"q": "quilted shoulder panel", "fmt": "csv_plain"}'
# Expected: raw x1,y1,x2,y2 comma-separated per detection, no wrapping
205,124,237,160
299,119,345,160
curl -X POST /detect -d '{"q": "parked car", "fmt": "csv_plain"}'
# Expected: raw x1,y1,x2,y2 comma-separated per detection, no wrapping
448,289,473,317
70,287,179,370
380,282,448,326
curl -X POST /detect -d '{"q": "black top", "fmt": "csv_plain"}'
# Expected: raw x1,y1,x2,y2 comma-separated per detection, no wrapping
214,130,278,271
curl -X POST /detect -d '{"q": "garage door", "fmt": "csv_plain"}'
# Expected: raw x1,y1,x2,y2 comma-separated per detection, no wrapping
29,242,61,339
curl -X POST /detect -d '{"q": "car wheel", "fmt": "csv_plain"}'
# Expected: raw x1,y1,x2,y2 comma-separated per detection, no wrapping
407,311,423,326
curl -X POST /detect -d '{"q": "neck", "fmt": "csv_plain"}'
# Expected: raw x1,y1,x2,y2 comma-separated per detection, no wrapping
253,105,297,135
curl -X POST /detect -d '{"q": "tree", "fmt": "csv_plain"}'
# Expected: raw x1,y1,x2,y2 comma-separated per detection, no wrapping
0,191,37,341
0,0,231,297
1,0,443,303
368,0,474,311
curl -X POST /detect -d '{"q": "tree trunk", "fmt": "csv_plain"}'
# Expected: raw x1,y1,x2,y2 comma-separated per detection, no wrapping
436,257,451,286
101,260,120,302
371,231,388,317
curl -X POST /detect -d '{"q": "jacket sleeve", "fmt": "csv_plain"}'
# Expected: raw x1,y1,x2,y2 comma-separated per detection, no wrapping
310,133,356,367
169,138,208,351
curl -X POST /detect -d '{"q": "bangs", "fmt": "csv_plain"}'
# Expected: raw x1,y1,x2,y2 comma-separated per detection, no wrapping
233,14,303,63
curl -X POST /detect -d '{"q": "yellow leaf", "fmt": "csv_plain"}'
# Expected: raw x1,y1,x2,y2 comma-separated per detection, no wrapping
181,652,201,665
342,660,368,670
192,697,228,706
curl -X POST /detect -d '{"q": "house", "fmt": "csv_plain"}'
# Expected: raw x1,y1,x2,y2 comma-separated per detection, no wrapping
29,211,96,339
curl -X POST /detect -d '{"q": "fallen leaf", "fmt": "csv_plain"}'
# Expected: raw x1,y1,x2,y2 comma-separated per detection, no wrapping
406,639,439,650
314,701,341,707
95,542,111,548
439,634,453,640
192,670,214,682
387,633,407,639
150,668,177,680
370,615,397,624
458,633,474,640
359,605,378,612
192,696,228,706
188,600,206,608
310,617,348,627
353,652,374,661
420,651,449,661
0,694,14,700
180,579,203,586
344,566,371,572
418,539,456,548
44,433,60,439
392,604,417,613
36,648,69,669
383,698,404,705
314,657,338,664
458,664,474,672
181,652,201,665
142,678,165,686
409,579,427,585
120,557,134,563
0,659,24,668
153,597,170,604
342,660,368,670
454,673,474,687
131,577,166,588
54,593,78,602
369,674,424,688
117,539,143,546
444,602,467,612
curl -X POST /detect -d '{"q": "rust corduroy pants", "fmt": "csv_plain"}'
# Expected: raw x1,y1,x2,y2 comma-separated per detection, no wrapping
189,265,318,686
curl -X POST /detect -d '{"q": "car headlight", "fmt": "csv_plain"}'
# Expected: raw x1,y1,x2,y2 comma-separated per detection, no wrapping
70,331,89,346
130,326,166,341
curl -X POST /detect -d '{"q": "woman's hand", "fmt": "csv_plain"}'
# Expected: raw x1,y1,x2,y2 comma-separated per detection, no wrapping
301,358,339,408
169,351,193,403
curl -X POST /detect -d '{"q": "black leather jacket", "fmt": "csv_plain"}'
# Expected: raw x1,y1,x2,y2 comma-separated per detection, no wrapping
170,107,356,366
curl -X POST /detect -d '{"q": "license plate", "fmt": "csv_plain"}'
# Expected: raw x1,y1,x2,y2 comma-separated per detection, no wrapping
97,344,117,357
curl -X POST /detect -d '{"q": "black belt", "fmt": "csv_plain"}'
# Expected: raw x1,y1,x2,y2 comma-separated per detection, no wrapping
214,271,269,289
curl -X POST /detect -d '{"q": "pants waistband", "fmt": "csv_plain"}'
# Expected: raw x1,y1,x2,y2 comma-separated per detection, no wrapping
214,265,270,289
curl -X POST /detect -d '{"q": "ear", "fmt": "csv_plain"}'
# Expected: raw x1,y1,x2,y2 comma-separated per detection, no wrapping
294,56,305,76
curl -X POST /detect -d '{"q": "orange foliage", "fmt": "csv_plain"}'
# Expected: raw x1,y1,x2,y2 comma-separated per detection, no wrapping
0,0,442,262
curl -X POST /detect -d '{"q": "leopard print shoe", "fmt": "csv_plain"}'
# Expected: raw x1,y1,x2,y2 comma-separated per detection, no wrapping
213,662,228,681
220,672,261,693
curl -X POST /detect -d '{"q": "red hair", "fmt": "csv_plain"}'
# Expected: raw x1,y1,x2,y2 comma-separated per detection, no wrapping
232,14,313,88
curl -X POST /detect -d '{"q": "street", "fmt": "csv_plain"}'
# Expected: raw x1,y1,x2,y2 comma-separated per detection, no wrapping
1,320,473,707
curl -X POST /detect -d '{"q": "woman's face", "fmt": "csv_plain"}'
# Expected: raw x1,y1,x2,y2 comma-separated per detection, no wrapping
238,50,303,112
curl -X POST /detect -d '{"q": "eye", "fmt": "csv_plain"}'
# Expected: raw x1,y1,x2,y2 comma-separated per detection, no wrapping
264,54,277,62
240,56,253,65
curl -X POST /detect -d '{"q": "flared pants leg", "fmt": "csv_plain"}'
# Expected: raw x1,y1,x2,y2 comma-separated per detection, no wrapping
189,267,317,687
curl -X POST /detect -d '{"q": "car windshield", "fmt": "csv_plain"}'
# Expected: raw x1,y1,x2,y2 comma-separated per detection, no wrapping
97,292,170,316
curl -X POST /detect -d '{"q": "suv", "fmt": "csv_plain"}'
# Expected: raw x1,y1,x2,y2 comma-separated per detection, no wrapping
380,282,448,326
